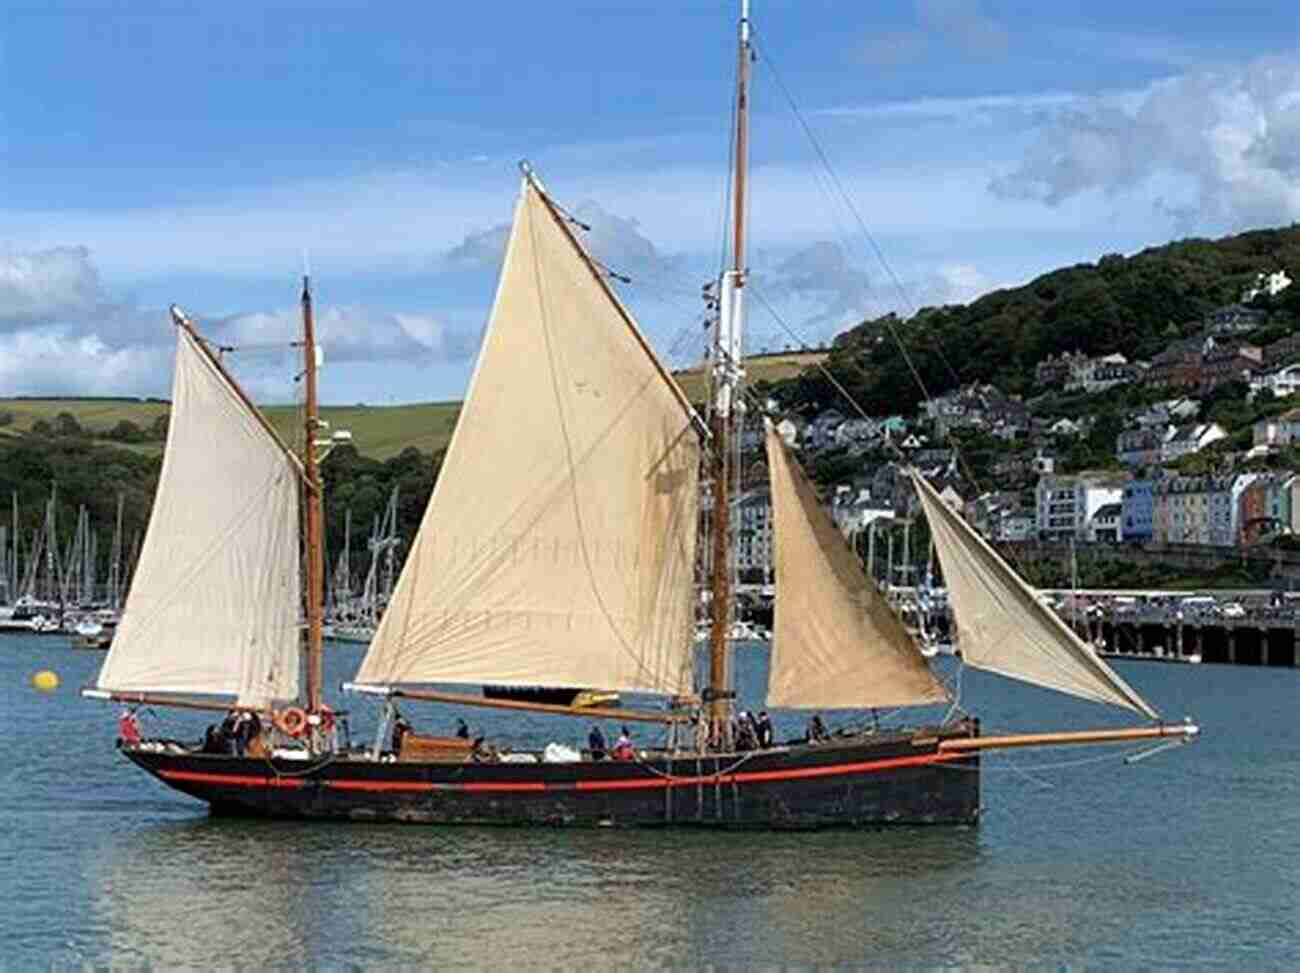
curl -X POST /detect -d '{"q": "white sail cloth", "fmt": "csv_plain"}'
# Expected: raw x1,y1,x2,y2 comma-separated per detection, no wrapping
910,470,1158,719
96,326,302,708
354,180,700,696
765,424,948,709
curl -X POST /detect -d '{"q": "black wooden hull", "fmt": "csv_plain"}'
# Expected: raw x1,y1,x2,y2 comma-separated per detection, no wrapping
122,722,981,828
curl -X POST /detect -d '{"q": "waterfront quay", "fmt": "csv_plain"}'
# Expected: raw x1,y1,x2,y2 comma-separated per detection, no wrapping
904,587,1300,668
1049,589,1300,667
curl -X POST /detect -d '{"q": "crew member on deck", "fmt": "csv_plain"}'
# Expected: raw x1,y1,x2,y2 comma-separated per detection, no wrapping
117,708,141,747
588,724,607,760
756,711,773,748
808,713,829,744
391,710,412,754
612,725,634,760
219,710,240,754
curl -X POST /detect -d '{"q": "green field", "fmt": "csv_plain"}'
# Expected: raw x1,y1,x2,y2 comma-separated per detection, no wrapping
0,351,822,460
0,398,462,460
262,402,462,460
671,350,828,403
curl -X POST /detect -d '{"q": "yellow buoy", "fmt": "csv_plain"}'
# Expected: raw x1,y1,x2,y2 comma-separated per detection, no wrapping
31,670,60,692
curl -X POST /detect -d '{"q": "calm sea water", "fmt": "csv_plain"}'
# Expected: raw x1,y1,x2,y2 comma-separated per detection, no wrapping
2,632,1297,968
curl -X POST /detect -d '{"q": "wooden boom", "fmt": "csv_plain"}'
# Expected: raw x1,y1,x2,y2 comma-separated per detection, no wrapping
387,687,688,725
937,722,1200,754
82,688,272,717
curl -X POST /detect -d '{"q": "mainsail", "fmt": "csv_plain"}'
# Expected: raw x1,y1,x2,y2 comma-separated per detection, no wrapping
765,424,948,709
96,324,302,708
353,179,700,696
910,470,1158,719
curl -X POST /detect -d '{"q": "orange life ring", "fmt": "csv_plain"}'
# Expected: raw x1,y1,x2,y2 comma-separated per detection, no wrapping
275,707,307,737
317,705,335,733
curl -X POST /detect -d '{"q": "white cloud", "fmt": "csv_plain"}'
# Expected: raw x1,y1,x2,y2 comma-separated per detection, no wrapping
817,91,1096,125
443,197,686,282
0,245,480,399
215,305,445,364
990,54,1300,230
1,170,515,281
0,327,171,398
0,246,106,328
754,241,872,335
445,223,511,273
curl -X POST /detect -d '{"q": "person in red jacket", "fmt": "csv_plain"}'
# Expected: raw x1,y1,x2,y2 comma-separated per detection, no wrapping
117,708,141,746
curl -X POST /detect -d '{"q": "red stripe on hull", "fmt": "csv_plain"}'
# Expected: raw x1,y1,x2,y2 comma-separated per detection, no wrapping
324,779,433,793
159,769,304,789
153,750,969,794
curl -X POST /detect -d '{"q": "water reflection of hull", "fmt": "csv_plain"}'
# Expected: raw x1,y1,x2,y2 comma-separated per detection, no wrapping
124,723,980,828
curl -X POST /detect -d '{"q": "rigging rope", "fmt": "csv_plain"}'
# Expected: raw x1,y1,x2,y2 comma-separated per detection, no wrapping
748,30,1003,510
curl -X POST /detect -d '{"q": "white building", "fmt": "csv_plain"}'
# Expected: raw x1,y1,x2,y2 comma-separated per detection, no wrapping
734,489,772,575
1087,502,1123,543
1160,422,1226,462
1065,352,1140,394
1250,364,1300,401
1252,409,1300,447
1035,473,1126,541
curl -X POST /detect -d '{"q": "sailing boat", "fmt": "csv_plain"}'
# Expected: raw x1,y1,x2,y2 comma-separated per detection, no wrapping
86,2,1196,827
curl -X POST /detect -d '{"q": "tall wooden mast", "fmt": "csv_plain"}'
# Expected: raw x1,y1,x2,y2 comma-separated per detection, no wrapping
706,0,752,743
301,275,325,716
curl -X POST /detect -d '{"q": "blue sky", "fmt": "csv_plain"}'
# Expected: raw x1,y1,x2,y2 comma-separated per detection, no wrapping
2,0,1297,405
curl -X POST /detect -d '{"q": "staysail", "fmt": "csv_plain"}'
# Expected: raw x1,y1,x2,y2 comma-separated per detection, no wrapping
95,323,303,708
765,424,948,709
353,178,700,696
910,470,1158,719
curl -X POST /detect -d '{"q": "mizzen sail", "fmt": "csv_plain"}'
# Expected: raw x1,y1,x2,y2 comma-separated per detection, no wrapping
765,424,948,709
96,324,302,708
353,179,700,696
910,470,1158,719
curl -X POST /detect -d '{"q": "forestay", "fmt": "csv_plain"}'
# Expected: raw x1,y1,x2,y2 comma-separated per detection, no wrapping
765,424,948,709
354,179,700,696
96,325,302,708
910,470,1159,719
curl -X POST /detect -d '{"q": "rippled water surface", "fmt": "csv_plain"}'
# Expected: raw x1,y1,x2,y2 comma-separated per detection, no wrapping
2,634,1297,967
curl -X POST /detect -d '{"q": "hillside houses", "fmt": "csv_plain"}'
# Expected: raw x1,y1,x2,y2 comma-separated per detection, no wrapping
1135,397,1200,428
1250,363,1300,401
1148,337,1204,389
1205,304,1267,336
749,295,1300,557
1152,474,1258,546
1035,472,1126,541
1064,353,1146,394
1253,409,1300,447
923,384,1030,440
1161,422,1227,463
1035,351,1144,393
965,491,1033,542
1200,339,1262,393
1116,425,1172,467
